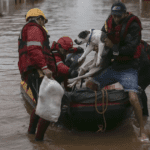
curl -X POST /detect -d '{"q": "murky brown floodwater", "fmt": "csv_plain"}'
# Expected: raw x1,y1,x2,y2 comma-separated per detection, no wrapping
1,0,150,149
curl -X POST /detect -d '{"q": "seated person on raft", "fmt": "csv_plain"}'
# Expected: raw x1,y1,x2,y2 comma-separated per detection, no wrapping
50,36,84,91
86,2,149,142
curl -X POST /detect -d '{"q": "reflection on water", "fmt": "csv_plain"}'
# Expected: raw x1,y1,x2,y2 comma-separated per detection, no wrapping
0,0,45,15
121,0,150,19
0,0,10,14
1,0,150,149
0,0,24,15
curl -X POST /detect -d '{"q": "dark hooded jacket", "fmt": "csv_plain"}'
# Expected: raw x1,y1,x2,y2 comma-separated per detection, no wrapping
101,13,145,70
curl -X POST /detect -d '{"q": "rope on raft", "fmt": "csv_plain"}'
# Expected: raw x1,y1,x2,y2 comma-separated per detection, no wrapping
95,89,108,132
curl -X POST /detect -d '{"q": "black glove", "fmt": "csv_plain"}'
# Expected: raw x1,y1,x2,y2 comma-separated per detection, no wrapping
70,61,79,70
68,69,78,78
76,46,84,53
65,59,73,67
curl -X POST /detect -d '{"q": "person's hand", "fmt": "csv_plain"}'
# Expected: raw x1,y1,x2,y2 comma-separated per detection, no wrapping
68,69,78,78
77,46,84,53
42,69,53,79
65,59,72,67
70,70,78,78
104,38,114,48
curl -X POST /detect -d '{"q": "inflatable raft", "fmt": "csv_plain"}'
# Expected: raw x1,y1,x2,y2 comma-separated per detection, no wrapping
20,52,134,130
20,80,133,130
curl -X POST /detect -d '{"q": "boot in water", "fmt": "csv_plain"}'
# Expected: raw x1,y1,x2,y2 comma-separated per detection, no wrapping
28,109,40,134
35,118,50,141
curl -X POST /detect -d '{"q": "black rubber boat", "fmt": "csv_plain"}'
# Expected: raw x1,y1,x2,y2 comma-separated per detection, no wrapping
20,51,135,130
20,81,134,130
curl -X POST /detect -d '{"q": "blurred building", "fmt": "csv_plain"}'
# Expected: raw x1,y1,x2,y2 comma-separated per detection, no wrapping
0,0,25,15
0,0,44,16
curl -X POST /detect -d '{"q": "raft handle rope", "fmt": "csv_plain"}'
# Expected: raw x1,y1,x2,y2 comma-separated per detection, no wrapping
95,89,108,132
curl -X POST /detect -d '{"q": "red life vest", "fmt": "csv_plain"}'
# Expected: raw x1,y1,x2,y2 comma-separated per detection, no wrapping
106,12,142,61
51,41,69,74
50,41,65,66
50,41,71,91
18,21,57,77
50,41,78,67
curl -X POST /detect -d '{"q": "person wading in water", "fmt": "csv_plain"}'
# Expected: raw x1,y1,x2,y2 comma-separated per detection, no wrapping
18,8,84,141
18,8,58,141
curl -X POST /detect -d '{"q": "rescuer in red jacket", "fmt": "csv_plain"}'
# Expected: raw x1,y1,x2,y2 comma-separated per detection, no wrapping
51,36,84,91
18,8,58,141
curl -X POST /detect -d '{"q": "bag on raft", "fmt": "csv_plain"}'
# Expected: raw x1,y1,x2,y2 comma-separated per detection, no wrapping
35,76,64,122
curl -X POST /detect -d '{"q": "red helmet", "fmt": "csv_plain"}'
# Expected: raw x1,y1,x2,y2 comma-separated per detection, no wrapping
57,36,73,51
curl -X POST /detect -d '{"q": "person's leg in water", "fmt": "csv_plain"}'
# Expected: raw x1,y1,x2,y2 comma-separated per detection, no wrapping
132,90,148,127
28,109,40,134
128,91,147,140
27,71,50,141
112,68,148,141
27,72,41,134
86,67,149,141
35,118,50,141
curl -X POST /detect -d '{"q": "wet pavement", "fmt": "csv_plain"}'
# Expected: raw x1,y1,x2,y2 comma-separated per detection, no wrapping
1,0,150,149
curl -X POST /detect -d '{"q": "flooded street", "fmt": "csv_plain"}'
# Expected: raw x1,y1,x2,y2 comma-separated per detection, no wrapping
1,0,150,149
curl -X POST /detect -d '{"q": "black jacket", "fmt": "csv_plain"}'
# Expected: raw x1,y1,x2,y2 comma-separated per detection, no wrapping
101,18,142,70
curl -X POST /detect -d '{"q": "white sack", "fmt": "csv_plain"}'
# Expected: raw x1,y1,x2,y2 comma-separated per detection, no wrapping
35,76,64,122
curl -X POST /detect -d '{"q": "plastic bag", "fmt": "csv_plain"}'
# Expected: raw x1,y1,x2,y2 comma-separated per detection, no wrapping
35,76,64,122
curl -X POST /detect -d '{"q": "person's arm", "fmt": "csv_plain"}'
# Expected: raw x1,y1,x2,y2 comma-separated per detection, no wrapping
27,26,47,69
57,62,78,78
27,26,52,78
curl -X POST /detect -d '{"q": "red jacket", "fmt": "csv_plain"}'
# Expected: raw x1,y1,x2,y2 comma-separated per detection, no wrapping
51,40,78,77
106,12,142,60
18,21,57,80
51,39,78,91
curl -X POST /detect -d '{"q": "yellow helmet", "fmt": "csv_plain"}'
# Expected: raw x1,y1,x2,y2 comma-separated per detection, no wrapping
26,8,48,23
